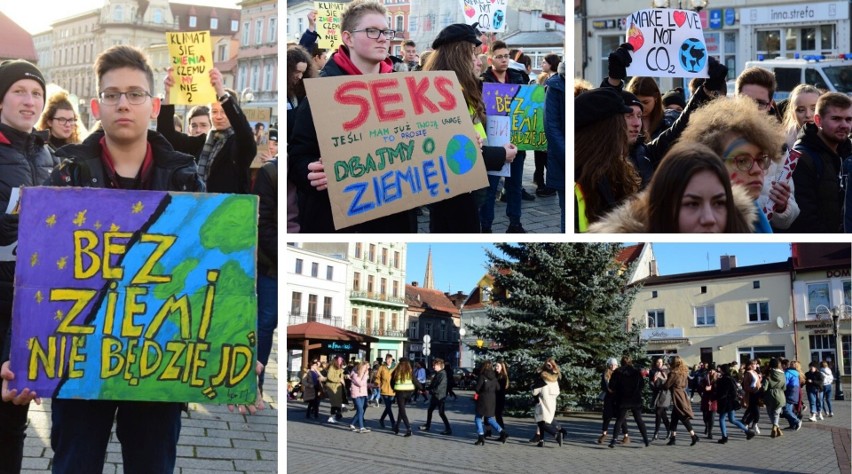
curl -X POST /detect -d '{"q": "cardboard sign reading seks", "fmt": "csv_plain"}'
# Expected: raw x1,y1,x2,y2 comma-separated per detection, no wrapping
9,187,259,404
483,83,547,151
625,9,709,78
304,71,487,230
167,30,217,104
459,0,508,32
315,2,346,51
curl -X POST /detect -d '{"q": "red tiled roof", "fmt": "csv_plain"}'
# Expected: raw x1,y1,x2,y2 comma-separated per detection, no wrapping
0,12,37,62
617,243,643,266
405,285,460,315
287,322,378,342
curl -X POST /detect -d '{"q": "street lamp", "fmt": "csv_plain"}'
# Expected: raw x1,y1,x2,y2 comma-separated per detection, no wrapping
831,305,849,400
458,327,466,368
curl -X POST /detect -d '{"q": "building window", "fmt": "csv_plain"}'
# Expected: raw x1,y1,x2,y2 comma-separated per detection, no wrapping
113,5,123,22
391,313,398,331
217,44,227,61
410,320,418,339
647,309,665,328
242,21,250,44
307,294,318,320
251,63,259,90
351,308,359,327
652,290,658,298
269,17,277,42
366,310,373,330
440,320,447,340
369,244,376,262
396,15,404,32
238,65,247,90
381,278,387,296
807,282,831,314
393,280,399,298
311,262,318,278
355,243,362,258
379,311,386,331
753,280,760,289
326,266,333,280
291,292,301,315
295,258,303,274
382,248,388,266
231,19,239,32
844,280,851,306
748,301,770,323
153,9,163,24
700,286,707,294
353,272,360,291
323,297,332,318
367,275,374,293
210,17,219,30
264,63,274,91
255,19,263,44
694,305,715,326
424,322,432,338
394,251,400,269
189,16,197,28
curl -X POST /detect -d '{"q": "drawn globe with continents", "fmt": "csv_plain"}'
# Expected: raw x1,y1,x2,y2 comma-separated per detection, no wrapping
679,37,707,74
446,134,478,175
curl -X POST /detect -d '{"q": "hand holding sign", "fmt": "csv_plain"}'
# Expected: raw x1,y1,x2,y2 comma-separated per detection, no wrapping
624,9,709,78
1,361,40,406
307,159,328,191
608,43,634,81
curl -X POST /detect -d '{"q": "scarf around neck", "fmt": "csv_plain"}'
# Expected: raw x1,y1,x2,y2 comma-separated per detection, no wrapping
198,128,234,181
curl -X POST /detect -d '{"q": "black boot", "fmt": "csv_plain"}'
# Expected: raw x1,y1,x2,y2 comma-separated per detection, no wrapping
667,436,676,446
484,428,492,439
652,430,659,441
537,440,545,447
556,431,563,447
529,433,542,443
498,430,509,444
475,435,485,446
691,434,700,446
717,436,728,444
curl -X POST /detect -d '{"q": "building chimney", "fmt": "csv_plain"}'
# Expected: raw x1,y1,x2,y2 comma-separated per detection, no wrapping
411,281,418,287
720,255,737,271
649,259,658,276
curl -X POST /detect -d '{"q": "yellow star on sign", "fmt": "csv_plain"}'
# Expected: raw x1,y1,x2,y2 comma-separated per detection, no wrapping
94,221,102,230
73,210,87,227
57,256,68,270
132,201,144,213
45,214,57,227
54,310,64,321
30,252,38,267
109,223,120,232
35,291,43,303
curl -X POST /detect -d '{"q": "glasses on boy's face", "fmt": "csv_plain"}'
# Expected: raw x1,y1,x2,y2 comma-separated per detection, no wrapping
350,28,395,40
492,54,510,60
725,153,771,171
98,89,152,105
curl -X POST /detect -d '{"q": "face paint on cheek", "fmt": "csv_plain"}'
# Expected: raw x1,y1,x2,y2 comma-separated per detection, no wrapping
730,172,740,183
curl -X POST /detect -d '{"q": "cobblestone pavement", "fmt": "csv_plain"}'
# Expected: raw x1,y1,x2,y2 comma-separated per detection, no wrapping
416,154,564,234
287,390,850,474
19,331,279,473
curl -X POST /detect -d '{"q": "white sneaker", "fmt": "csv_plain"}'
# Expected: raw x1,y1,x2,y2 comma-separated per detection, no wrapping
360,427,371,433
753,425,760,435
327,416,336,424
819,413,824,420
350,424,357,431
809,414,817,422
830,412,834,417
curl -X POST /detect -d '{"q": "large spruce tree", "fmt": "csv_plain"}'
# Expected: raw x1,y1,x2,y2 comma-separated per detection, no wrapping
469,243,646,414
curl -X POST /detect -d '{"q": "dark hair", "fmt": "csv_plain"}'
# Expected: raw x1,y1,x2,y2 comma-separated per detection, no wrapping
188,105,210,121
769,358,780,369
544,53,560,70
626,76,663,141
423,40,485,124
94,45,155,94
646,142,751,233
310,44,327,59
621,355,632,367
287,45,313,101
404,40,416,48
736,66,777,99
491,41,508,53
816,92,852,117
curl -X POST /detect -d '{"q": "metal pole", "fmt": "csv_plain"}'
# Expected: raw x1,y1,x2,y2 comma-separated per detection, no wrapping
834,309,845,400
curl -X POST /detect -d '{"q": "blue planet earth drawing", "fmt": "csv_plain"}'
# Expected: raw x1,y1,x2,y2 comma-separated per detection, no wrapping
679,38,707,73
445,134,477,175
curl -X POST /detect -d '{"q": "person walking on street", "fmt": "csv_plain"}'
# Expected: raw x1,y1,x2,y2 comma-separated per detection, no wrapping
301,360,325,419
609,356,650,448
714,364,756,443
419,358,452,435
804,361,825,422
325,356,346,423
763,358,787,438
473,361,509,445
740,359,763,434
391,358,421,437
533,358,565,448
598,357,629,444
664,356,700,446
348,361,371,433
820,361,835,418
650,359,671,441
375,354,396,429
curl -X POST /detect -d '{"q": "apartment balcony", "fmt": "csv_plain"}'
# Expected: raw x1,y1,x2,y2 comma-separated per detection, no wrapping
349,291,407,307
288,312,343,328
346,325,407,338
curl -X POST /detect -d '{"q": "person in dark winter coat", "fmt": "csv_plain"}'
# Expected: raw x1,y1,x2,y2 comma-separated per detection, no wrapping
0,58,57,474
789,93,852,233
649,358,671,441
804,361,825,421
158,67,256,194
598,357,628,444
391,358,422,437
419,358,452,435
608,356,650,448
288,0,416,233
253,159,277,393
763,358,787,438
544,66,566,232
713,364,755,444
473,361,508,445
664,356,700,446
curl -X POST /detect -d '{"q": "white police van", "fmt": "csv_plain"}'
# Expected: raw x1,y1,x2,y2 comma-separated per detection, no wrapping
744,55,851,100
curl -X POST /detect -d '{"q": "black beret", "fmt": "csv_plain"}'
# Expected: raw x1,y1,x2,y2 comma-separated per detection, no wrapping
432,23,482,50
621,91,642,110
575,88,633,130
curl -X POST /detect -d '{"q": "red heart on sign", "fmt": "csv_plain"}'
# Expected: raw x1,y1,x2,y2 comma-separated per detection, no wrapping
627,25,644,52
673,10,687,27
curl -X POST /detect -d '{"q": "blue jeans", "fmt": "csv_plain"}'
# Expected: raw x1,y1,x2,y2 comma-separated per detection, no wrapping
379,395,396,425
823,385,833,414
51,399,182,474
369,387,381,403
479,174,502,230
807,389,823,414
474,414,503,435
781,402,800,427
351,396,367,429
718,410,748,437
256,273,278,391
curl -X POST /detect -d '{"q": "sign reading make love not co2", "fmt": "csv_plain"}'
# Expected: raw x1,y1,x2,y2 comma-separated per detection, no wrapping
625,9,709,78
304,71,488,230
459,0,508,33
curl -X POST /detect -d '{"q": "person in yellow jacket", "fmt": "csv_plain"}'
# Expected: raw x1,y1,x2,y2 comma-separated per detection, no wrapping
391,358,423,437
374,353,396,429
325,356,346,423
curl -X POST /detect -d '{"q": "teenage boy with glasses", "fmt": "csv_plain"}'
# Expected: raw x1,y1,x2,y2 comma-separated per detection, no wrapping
289,0,416,233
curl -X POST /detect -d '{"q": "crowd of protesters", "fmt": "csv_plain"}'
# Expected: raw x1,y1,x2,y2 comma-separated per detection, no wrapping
577,42,852,233
286,0,566,233
0,43,275,473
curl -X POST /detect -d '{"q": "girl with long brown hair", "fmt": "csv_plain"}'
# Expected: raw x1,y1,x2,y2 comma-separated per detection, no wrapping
626,76,665,141
663,356,700,446
390,357,421,437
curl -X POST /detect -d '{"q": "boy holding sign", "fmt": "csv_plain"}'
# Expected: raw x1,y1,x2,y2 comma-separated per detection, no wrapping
288,0,416,233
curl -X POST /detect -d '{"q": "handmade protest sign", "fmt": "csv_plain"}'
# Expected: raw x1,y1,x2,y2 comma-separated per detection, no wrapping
315,2,346,51
624,8,709,78
167,31,217,104
483,83,547,152
459,0,508,32
304,71,488,230
9,187,258,404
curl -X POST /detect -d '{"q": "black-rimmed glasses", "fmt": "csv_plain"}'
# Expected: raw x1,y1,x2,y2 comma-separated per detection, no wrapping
98,89,152,105
350,28,395,40
50,117,76,125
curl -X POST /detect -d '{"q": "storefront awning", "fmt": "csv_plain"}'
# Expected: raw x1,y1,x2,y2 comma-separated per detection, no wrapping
646,338,690,345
